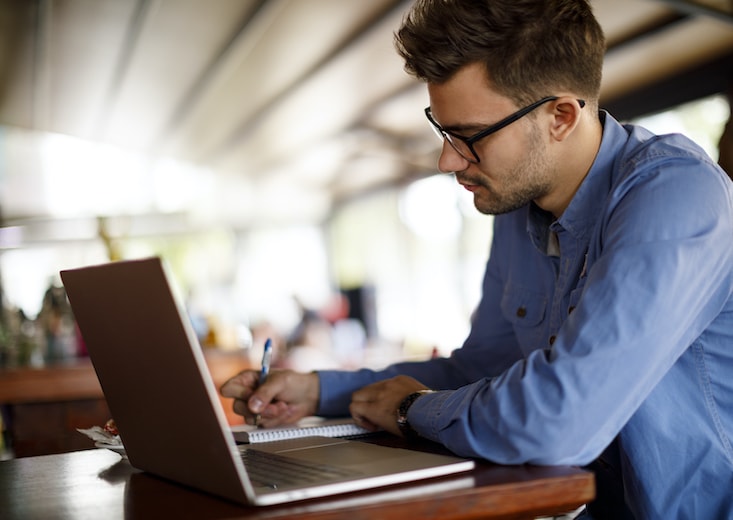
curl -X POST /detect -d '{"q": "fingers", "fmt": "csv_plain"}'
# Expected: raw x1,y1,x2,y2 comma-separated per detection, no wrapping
220,369,277,424
254,401,294,428
232,398,255,422
232,398,290,426
349,376,429,436
251,371,320,427
221,371,258,425
221,369,321,428
350,388,398,435
349,410,380,432
220,370,259,399
219,369,286,414
349,395,381,432
247,373,285,415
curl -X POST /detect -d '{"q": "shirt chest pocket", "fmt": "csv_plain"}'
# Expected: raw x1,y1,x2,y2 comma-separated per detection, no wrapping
500,286,547,355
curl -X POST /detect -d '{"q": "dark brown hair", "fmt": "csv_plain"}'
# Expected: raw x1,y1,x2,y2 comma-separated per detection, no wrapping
394,0,605,106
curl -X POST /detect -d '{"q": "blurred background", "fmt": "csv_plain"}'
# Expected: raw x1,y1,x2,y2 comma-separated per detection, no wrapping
0,0,732,371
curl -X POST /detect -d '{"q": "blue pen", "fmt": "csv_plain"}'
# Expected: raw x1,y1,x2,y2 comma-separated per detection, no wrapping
254,338,273,426
259,338,273,385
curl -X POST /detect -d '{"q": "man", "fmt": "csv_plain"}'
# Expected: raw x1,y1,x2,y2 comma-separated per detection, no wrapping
222,1,733,517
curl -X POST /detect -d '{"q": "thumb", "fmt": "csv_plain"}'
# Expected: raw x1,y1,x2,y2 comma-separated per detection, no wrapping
248,378,280,413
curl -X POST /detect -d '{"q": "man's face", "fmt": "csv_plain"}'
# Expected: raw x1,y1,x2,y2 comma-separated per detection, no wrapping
426,63,555,215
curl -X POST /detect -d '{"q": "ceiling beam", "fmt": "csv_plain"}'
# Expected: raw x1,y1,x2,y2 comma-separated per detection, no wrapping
92,0,152,139
202,0,409,164
149,0,269,152
657,0,733,23
603,50,733,120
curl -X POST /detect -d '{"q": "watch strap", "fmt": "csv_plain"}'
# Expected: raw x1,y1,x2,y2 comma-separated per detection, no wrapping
397,389,433,440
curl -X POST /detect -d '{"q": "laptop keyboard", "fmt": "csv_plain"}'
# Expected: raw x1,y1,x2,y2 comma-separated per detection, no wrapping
240,447,362,489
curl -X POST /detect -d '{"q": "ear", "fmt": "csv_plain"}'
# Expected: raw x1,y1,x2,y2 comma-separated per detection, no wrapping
549,98,584,142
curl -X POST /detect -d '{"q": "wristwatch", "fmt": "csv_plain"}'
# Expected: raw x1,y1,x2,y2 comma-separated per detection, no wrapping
397,390,433,439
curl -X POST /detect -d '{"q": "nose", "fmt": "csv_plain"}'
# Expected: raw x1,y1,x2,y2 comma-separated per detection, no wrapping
437,140,471,174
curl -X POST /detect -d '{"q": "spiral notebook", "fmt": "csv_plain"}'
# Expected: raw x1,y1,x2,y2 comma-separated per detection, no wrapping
232,418,372,444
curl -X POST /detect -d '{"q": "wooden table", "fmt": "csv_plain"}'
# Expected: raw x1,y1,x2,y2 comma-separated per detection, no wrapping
0,441,594,519
0,350,251,457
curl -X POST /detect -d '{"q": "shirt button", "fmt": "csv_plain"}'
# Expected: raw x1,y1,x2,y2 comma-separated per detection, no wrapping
549,335,556,345
516,307,527,318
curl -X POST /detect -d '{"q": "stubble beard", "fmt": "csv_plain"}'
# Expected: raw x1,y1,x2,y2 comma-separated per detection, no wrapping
471,130,552,216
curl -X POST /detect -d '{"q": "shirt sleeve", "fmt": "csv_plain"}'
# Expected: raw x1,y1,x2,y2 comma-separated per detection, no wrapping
407,146,733,465
316,218,525,417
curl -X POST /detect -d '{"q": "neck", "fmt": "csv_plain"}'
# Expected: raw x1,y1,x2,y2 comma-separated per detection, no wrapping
536,112,603,218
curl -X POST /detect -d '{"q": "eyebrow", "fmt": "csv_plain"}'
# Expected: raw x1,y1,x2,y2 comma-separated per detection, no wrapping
442,121,489,136
428,106,503,137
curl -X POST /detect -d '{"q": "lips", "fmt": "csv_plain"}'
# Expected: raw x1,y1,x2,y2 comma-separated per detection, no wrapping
457,177,480,192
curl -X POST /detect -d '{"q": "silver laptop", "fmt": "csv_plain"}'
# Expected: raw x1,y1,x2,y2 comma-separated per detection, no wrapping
60,257,474,506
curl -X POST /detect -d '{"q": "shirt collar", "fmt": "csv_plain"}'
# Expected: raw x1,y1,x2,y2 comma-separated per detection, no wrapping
527,111,629,249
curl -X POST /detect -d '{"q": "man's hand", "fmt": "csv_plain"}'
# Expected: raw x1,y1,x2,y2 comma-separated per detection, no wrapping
350,375,429,436
220,369,319,427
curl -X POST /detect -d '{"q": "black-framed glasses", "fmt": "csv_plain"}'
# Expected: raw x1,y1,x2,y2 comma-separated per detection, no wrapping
425,96,586,163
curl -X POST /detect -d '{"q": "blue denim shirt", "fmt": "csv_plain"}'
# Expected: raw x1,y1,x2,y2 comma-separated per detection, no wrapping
318,112,733,519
